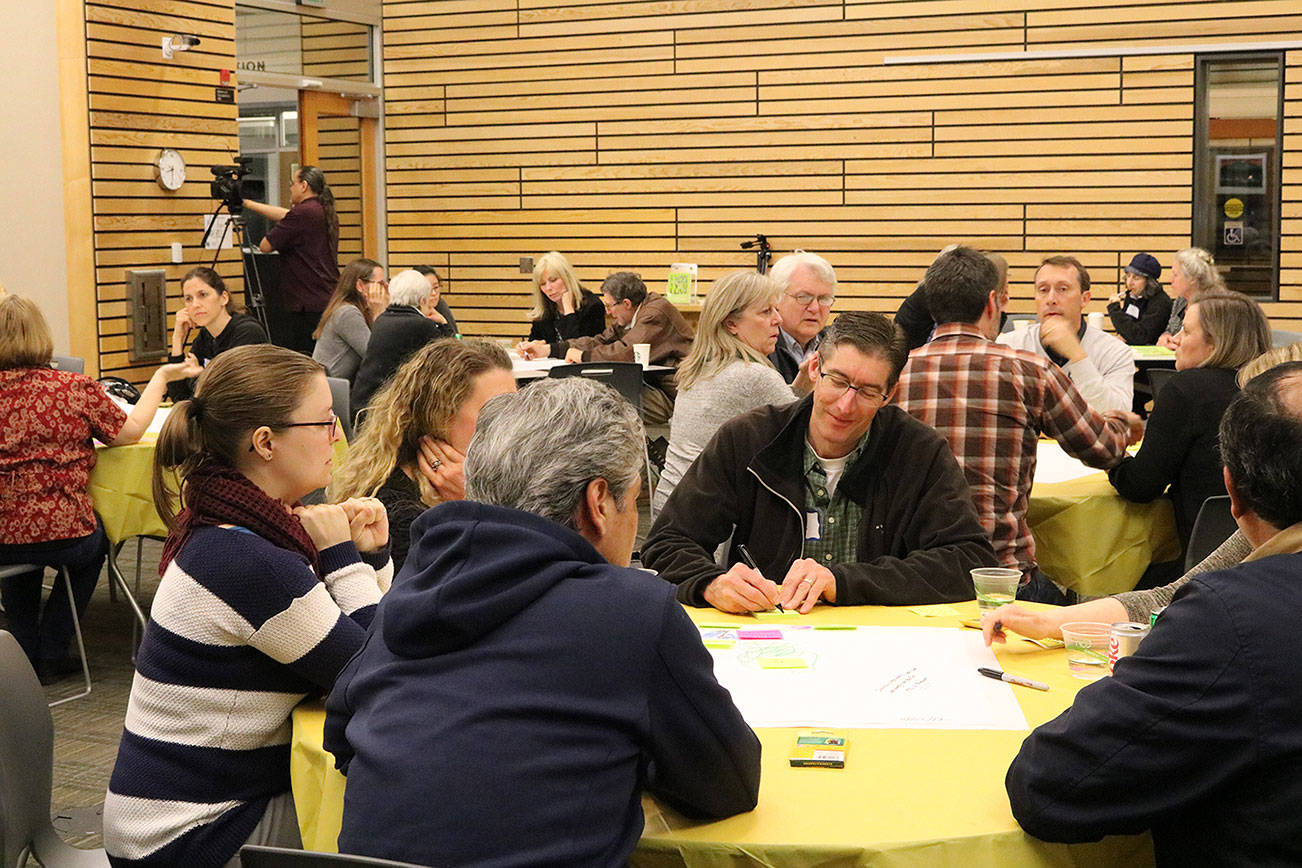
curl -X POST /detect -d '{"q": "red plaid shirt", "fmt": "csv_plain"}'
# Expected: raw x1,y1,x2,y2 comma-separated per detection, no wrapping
894,323,1129,574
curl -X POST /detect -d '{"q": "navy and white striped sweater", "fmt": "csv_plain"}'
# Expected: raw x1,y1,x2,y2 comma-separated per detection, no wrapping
104,526,391,868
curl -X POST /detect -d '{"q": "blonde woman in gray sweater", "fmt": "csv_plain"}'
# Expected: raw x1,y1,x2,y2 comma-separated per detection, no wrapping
652,271,796,514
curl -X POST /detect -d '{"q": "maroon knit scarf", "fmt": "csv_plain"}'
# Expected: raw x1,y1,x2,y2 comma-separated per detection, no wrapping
159,463,321,578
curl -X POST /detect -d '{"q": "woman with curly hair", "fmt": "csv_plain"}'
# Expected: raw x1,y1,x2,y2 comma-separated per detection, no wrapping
330,339,516,570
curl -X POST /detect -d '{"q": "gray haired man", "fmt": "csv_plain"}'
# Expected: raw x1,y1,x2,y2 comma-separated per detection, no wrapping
324,378,760,868
767,250,837,385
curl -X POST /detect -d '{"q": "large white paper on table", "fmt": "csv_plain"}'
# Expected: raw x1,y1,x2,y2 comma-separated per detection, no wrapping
511,357,566,373
107,398,172,437
1034,439,1142,486
706,627,1028,730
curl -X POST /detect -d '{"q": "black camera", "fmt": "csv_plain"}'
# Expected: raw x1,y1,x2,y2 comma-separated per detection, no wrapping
210,157,254,214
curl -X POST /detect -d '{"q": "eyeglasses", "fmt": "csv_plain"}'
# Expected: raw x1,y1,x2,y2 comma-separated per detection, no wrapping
364,278,389,288
787,292,835,309
248,412,339,451
817,370,887,405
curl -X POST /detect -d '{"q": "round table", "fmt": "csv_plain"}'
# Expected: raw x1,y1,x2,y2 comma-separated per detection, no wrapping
290,602,1153,866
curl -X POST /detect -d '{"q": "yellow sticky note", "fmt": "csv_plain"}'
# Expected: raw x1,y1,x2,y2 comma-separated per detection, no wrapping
909,604,961,618
753,610,801,620
758,656,809,669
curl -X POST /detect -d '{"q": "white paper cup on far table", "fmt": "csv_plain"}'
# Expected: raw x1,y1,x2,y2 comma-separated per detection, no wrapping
633,343,651,368
971,567,1020,617
1087,311,1104,330
1060,622,1112,680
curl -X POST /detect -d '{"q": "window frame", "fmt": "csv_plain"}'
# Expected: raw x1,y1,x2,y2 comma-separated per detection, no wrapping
1192,50,1285,301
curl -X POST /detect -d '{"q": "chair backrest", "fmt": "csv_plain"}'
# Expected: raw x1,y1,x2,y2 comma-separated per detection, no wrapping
240,845,433,868
327,377,354,443
0,631,55,868
50,355,85,374
1147,367,1177,404
1271,329,1302,349
1185,495,1238,572
547,362,643,412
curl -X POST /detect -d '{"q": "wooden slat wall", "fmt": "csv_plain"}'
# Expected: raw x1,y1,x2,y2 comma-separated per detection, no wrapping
381,0,1302,338
302,19,370,264
86,0,242,383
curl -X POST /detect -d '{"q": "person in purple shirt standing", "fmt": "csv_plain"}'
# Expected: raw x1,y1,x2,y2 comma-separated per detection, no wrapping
243,165,340,354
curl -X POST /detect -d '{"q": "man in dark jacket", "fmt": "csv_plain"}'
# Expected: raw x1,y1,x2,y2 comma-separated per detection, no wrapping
325,377,760,868
642,311,996,614
1007,361,1302,866
349,268,446,413
766,250,836,383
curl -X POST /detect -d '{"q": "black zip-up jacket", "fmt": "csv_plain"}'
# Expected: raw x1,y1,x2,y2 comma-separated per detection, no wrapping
642,395,996,606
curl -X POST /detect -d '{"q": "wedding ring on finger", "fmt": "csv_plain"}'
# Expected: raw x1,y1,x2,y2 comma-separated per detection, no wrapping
800,578,815,585
431,458,442,470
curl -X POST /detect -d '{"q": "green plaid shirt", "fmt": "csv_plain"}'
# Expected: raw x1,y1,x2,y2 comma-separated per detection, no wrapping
800,437,867,568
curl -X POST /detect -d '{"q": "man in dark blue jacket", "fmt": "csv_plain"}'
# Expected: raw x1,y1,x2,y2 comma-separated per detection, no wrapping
1006,361,1302,866
324,377,760,868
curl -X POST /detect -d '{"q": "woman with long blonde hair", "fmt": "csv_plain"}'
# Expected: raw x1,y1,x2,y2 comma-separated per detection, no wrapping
652,270,796,512
517,251,604,355
330,339,516,569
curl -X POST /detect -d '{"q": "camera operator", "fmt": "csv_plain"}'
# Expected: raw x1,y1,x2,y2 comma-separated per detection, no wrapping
242,165,340,354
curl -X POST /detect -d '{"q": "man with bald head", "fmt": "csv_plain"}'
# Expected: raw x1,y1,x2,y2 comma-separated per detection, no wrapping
767,250,836,384
1007,361,1302,865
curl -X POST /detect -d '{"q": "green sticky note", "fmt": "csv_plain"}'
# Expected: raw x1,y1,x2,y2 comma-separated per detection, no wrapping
812,624,858,630
908,604,961,617
703,638,736,649
758,656,809,669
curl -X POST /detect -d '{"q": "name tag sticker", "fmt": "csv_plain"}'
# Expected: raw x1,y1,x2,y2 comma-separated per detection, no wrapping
805,510,822,541
1125,303,1141,319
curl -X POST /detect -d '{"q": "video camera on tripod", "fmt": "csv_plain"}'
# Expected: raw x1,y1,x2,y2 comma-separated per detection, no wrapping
200,155,270,334
209,157,254,215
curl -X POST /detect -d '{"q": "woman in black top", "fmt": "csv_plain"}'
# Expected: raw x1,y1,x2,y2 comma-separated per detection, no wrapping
1109,291,1271,550
1106,252,1173,346
166,266,268,401
520,251,604,346
329,339,516,571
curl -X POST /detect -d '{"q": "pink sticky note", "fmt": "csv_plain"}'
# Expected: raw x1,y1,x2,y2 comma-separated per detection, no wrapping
737,628,782,640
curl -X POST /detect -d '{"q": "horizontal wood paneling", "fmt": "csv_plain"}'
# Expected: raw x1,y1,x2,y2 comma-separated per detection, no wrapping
382,0,1302,338
86,0,242,383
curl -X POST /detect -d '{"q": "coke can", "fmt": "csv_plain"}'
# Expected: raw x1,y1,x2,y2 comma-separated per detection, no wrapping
1108,622,1151,674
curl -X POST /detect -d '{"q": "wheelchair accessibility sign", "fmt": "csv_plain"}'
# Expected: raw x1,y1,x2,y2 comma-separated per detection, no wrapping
1223,222,1243,246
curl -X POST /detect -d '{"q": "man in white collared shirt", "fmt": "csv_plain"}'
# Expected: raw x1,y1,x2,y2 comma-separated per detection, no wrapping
998,255,1134,413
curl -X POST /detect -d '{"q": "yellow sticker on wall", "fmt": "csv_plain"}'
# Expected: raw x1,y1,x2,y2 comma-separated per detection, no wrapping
1224,197,1245,220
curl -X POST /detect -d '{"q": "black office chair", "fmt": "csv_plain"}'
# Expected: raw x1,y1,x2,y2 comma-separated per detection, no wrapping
49,355,85,375
1146,367,1177,406
326,377,354,444
240,845,432,867
547,362,656,517
1185,495,1237,572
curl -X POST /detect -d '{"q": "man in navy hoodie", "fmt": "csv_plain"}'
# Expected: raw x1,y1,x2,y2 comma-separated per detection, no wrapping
1006,361,1302,865
324,377,760,867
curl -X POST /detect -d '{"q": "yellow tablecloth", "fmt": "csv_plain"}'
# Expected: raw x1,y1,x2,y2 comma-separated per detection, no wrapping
90,434,350,546
290,603,1153,867
1028,464,1180,598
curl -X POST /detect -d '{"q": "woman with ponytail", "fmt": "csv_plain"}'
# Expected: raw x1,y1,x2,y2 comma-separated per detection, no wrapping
244,164,341,354
104,344,391,868
0,294,198,682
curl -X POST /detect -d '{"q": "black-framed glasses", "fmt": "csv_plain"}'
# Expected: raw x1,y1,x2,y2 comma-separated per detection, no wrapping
247,412,339,451
817,370,887,405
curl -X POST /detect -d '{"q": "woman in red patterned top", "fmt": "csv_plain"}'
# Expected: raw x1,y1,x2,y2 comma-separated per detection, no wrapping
0,295,198,682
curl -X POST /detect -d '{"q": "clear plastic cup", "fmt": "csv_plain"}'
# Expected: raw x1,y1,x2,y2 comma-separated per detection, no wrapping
1060,622,1112,680
971,567,1020,617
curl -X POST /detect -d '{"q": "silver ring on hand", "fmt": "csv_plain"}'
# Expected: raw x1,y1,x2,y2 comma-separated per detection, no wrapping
431,458,442,470
801,578,814,585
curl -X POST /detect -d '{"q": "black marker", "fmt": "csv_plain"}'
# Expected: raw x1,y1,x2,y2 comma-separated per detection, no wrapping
978,667,1049,691
737,544,782,612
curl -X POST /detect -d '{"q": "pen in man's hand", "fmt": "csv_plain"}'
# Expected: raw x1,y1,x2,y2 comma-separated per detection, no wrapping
736,544,782,612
